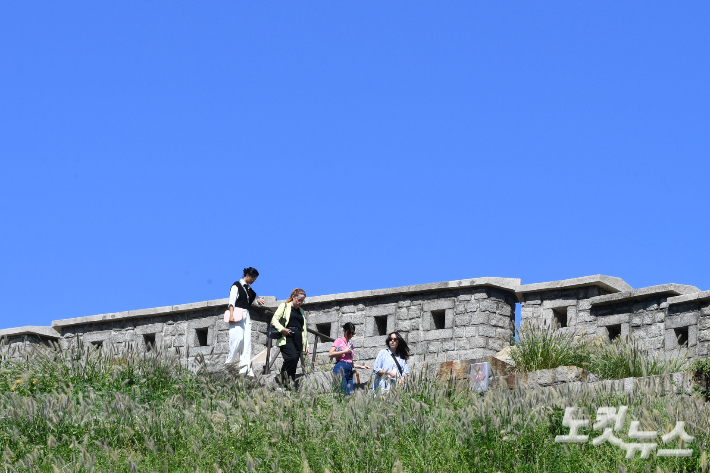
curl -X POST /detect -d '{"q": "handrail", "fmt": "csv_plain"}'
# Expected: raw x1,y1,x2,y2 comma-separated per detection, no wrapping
255,306,336,374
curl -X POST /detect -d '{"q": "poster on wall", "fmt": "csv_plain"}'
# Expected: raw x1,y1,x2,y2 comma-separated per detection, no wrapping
471,361,489,392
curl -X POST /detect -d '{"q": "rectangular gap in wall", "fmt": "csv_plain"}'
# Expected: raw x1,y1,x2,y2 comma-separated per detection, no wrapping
91,341,103,350
374,316,388,336
675,327,688,348
431,310,446,330
195,328,209,347
607,324,621,341
315,323,331,341
143,333,156,352
552,307,568,328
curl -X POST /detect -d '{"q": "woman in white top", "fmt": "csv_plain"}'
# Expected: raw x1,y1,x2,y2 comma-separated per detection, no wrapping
372,331,410,394
225,267,265,375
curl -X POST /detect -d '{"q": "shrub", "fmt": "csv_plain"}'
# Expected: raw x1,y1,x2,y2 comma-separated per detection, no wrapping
512,323,688,380
586,336,688,380
511,322,589,372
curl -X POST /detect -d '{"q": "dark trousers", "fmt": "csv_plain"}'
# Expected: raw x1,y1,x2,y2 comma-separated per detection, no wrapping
280,330,302,385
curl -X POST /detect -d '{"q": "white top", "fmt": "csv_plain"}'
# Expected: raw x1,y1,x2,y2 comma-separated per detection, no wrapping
228,279,252,308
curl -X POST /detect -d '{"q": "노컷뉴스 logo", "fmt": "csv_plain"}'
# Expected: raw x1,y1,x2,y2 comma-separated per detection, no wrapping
555,406,694,459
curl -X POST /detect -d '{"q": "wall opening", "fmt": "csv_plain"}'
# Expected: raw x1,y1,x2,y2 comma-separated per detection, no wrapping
607,324,621,341
431,310,446,330
552,307,568,328
315,323,331,339
195,328,209,347
91,341,103,350
143,333,156,352
374,316,388,336
675,327,688,348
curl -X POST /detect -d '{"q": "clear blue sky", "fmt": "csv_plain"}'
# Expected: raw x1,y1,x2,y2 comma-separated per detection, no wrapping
1,2,709,329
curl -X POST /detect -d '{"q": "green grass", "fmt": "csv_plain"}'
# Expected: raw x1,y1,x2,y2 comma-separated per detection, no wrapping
0,344,709,472
512,322,689,379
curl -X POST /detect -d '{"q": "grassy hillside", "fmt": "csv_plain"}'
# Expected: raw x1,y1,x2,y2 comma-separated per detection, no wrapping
0,346,708,473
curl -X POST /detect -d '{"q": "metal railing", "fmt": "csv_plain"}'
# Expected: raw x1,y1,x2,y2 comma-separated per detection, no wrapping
256,306,335,375
262,326,334,375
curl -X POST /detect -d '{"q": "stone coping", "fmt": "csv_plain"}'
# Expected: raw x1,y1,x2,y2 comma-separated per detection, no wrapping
279,277,521,307
49,277,519,330
51,296,279,329
515,275,633,301
667,290,710,306
587,284,700,307
0,326,60,339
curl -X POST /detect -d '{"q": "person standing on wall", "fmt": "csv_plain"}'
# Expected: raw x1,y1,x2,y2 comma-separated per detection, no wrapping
329,322,370,395
225,267,265,375
372,331,410,394
271,288,310,387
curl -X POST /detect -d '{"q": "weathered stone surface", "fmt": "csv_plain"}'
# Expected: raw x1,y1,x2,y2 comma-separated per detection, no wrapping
515,275,633,302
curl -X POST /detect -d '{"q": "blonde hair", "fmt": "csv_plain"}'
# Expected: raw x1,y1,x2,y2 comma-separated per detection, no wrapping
286,288,306,303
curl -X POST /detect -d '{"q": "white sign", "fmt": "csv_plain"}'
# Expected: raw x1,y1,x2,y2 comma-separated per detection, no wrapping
554,406,694,458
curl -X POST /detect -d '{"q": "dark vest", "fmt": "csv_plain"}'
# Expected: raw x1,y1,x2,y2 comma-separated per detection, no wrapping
232,281,256,309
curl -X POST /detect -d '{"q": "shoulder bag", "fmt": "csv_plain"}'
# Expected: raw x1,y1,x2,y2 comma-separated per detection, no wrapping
224,283,245,323
267,303,288,339
389,351,404,376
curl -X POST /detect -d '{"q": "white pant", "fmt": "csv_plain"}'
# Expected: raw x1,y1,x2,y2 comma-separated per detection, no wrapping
226,309,253,376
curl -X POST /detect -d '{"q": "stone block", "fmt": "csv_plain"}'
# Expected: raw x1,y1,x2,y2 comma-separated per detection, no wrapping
496,328,511,340
578,300,592,311
488,338,504,351
665,313,698,329
647,323,665,338
423,299,454,312
477,326,496,338
467,337,488,349
457,295,472,302
464,326,478,338
470,312,489,325
489,314,511,328
135,323,164,335
631,315,642,327
498,304,512,317
442,340,455,351
396,320,411,332
427,341,442,353
424,329,453,341
479,300,498,313
454,314,470,326
699,317,710,331
187,318,214,329
473,292,489,300
365,305,396,317
689,325,698,347
698,329,710,342
465,302,479,312
596,314,630,327
520,307,535,320
341,305,357,314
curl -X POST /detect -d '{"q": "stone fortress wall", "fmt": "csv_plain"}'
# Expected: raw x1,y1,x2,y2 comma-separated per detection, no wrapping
2,274,709,373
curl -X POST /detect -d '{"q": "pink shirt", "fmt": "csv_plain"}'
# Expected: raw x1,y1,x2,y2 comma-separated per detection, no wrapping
332,337,354,363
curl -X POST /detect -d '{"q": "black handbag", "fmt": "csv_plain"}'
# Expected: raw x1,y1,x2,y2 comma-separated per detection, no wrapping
267,303,287,339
